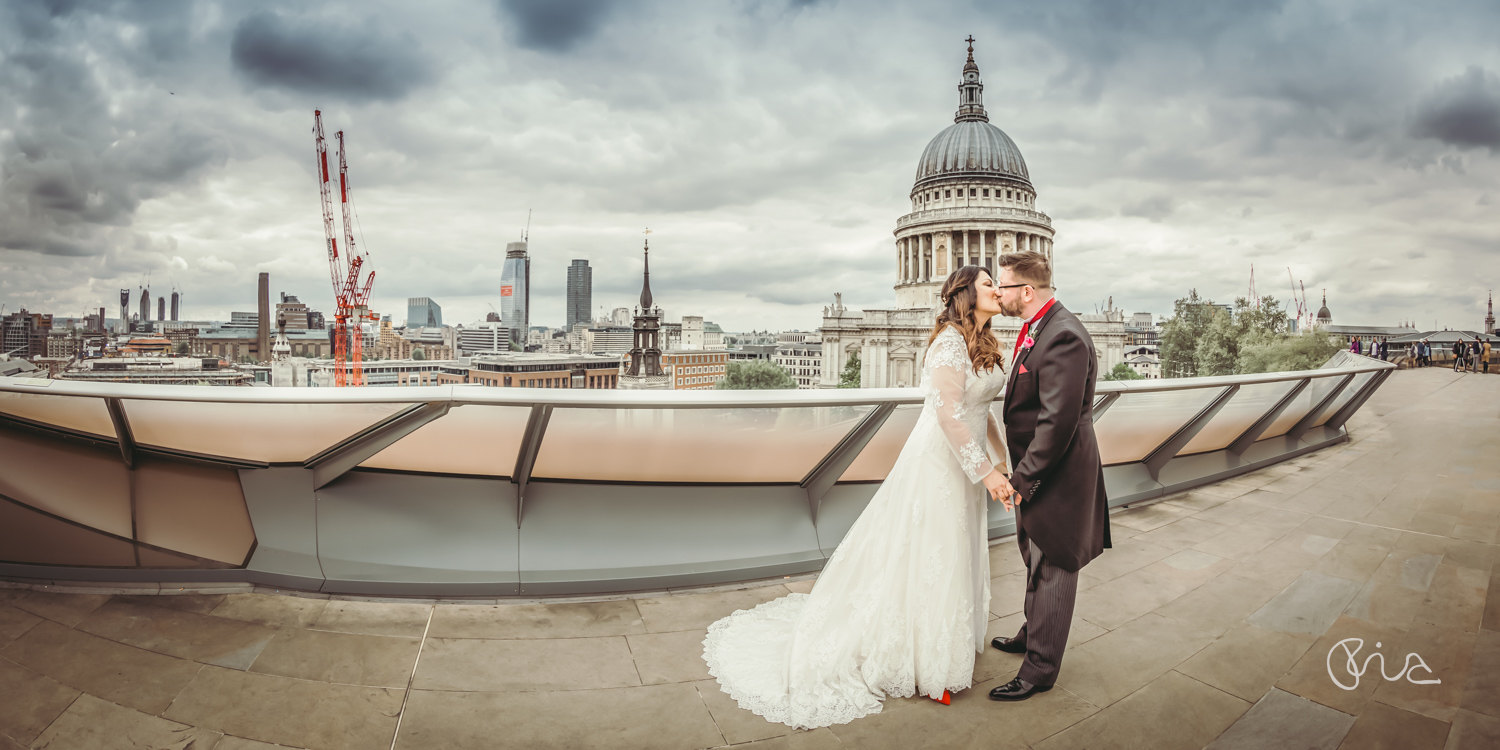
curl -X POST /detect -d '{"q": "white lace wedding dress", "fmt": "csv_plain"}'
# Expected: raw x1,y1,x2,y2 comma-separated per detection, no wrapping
702,325,1007,729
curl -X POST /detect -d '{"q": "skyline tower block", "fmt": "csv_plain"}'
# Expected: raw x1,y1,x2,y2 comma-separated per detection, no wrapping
566,259,592,330
406,297,443,329
501,241,531,346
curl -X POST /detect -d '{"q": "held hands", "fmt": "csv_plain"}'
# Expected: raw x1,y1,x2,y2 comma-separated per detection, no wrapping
982,470,1022,511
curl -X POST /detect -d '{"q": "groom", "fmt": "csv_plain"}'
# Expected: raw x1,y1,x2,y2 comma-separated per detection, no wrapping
987,251,1112,702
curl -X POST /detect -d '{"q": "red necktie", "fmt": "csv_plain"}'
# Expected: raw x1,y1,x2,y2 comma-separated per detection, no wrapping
1014,298,1056,360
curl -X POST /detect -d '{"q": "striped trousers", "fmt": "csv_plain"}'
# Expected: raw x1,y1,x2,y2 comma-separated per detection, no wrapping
1014,524,1080,686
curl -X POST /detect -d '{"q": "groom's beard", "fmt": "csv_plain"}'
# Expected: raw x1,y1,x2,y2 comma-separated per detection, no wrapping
999,298,1026,318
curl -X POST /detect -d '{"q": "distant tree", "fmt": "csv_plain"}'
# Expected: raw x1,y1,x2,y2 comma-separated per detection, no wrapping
717,360,797,390
838,352,861,388
1237,332,1344,374
1158,289,1216,378
1236,295,1289,339
412,347,426,361
1102,362,1144,381
174,343,189,355
1195,307,1241,376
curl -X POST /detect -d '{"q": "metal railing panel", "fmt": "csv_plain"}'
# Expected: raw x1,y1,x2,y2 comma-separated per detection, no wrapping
1178,380,1298,456
1312,371,1376,428
358,404,534,477
0,390,117,439
1095,388,1222,465
120,399,414,464
529,405,875,484
836,404,926,482
1256,375,1346,440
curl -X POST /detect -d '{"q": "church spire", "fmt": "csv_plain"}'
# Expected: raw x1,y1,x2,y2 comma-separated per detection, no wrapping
639,230,654,311
955,35,988,123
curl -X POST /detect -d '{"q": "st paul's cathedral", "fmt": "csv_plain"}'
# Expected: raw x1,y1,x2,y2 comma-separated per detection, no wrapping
819,40,1126,388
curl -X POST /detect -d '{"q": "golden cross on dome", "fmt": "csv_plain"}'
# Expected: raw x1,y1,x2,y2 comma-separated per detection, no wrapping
965,35,975,51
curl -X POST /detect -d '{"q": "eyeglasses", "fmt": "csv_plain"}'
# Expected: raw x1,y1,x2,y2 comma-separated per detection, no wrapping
994,284,1053,291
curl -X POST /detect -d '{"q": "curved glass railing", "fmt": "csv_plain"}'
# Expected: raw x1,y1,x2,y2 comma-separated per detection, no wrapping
0,352,1394,596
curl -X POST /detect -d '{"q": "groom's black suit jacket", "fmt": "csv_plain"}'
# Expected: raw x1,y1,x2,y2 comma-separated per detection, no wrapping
1003,301,1111,573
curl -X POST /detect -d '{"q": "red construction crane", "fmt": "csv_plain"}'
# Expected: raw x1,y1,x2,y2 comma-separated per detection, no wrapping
313,110,377,386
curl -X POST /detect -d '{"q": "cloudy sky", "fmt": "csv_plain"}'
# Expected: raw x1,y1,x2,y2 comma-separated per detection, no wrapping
2,0,1498,333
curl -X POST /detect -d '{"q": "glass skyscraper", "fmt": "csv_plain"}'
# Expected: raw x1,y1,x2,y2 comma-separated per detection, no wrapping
566,259,592,330
406,297,442,329
500,241,530,346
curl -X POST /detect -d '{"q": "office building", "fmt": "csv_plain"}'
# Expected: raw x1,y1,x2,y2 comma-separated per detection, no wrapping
407,297,443,329
458,322,510,354
501,242,531,346
566,259,592,330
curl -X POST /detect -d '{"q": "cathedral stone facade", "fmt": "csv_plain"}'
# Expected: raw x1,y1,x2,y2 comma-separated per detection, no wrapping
820,41,1125,389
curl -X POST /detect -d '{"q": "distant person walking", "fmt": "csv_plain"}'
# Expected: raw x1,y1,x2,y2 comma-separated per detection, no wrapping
1482,337,1492,374
1453,339,1467,372
1350,336,1360,354
1420,339,1431,367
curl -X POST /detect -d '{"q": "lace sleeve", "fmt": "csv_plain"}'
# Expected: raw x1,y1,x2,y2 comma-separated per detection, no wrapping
926,329,994,484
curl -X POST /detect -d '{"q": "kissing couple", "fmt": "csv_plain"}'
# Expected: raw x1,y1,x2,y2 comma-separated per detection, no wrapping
702,250,1112,729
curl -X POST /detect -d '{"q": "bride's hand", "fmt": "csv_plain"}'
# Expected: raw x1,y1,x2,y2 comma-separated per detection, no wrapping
982,470,1015,510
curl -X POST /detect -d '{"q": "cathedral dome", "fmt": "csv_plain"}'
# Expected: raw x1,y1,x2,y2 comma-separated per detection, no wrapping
915,121,1031,189
912,38,1031,192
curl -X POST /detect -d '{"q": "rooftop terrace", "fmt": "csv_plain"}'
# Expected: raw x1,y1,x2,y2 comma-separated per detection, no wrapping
0,367,1495,748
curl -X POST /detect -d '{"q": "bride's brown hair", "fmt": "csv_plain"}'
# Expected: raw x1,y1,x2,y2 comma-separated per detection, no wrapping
927,265,1006,374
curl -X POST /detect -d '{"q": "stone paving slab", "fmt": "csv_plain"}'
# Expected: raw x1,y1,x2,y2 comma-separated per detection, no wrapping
2,619,202,714
1204,688,1354,750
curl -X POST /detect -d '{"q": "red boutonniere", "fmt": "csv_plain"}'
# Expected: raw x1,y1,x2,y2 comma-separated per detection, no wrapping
1022,335,1036,351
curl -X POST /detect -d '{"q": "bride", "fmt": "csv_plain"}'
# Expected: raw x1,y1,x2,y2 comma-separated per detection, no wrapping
702,264,1016,729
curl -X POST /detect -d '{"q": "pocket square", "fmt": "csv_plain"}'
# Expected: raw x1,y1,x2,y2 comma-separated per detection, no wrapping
1018,364,1028,374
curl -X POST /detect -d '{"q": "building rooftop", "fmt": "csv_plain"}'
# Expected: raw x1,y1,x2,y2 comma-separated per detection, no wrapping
0,368,1492,747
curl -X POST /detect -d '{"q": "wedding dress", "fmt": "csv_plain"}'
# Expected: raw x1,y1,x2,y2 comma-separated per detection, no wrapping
702,325,1007,729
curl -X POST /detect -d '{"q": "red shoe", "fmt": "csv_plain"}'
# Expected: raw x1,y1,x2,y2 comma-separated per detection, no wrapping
930,690,951,705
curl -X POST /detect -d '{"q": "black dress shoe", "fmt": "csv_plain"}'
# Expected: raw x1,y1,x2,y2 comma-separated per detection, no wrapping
988,677,1052,701
990,636,1026,654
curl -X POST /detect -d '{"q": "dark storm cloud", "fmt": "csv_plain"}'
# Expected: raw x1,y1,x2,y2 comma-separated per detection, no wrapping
495,0,615,53
230,11,433,100
1412,67,1500,151
0,5,228,258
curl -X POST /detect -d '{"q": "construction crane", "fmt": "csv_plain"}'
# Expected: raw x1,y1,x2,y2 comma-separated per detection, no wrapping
313,110,377,386
1285,268,1314,332
1248,265,1258,309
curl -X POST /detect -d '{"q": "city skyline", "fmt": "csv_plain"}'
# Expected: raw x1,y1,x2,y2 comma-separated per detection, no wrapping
1,1,1497,332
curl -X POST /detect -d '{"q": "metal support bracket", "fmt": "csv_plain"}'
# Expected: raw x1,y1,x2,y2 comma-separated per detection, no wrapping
1092,392,1121,421
105,398,136,469
1287,373,1354,442
305,401,451,490
1321,369,1391,432
1142,385,1239,480
512,404,554,528
1227,379,1309,456
799,403,896,523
